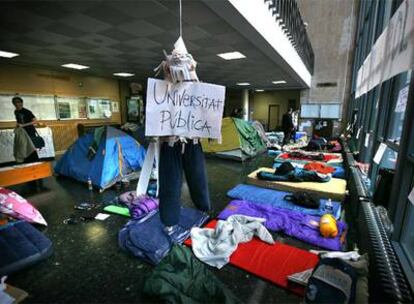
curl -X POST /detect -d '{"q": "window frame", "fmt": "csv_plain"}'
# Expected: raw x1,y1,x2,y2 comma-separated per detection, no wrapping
388,69,414,290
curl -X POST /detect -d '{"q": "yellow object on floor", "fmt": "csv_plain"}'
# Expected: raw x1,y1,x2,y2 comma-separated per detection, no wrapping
319,214,338,238
247,167,347,201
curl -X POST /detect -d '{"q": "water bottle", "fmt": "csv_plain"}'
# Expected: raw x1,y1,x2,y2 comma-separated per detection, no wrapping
325,198,333,213
87,177,93,191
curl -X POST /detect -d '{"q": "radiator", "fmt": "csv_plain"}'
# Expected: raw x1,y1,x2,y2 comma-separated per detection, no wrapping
358,201,413,302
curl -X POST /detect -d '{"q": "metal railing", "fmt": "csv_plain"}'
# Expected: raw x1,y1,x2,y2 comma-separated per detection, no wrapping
264,0,314,74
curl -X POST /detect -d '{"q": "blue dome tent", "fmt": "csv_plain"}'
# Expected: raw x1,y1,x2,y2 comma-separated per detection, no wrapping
55,126,146,190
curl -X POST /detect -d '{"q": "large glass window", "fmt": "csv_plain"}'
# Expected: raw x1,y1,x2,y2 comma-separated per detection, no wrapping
0,93,56,121
400,197,414,268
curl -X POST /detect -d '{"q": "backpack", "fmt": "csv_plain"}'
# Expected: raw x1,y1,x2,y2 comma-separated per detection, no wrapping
284,192,320,209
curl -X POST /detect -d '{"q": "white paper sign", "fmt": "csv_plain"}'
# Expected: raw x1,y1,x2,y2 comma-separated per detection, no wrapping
395,86,409,113
145,78,225,139
373,143,387,164
112,101,119,113
356,127,362,139
95,213,110,221
364,133,370,148
408,186,414,205
355,0,414,97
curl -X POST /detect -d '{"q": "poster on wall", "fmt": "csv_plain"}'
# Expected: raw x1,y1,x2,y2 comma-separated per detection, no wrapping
395,86,409,113
145,78,225,139
58,102,71,119
112,101,119,113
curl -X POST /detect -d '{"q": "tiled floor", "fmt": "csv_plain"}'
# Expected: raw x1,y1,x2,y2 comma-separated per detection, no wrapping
8,155,323,303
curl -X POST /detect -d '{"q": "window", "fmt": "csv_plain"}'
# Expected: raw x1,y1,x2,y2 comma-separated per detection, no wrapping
300,104,341,119
0,93,56,121
400,197,414,268
387,72,411,145
300,104,319,118
87,98,112,119
320,104,341,119
0,93,115,121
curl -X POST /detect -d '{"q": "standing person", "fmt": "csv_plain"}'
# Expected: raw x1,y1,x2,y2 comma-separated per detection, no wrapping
12,96,39,163
282,108,294,146
291,110,298,143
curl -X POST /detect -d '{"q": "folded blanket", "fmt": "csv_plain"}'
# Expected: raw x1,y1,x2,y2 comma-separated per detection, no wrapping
218,200,347,251
227,184,342,219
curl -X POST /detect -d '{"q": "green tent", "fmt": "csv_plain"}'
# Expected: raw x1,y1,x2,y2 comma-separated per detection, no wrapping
202,117,267,161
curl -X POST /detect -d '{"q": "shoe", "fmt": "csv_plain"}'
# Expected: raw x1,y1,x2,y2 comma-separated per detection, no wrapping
164,225,176,236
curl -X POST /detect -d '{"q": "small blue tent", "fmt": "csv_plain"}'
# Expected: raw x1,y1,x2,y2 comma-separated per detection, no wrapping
55,126,146,190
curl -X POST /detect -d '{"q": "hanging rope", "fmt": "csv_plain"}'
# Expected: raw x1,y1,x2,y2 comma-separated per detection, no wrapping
179,0,182,37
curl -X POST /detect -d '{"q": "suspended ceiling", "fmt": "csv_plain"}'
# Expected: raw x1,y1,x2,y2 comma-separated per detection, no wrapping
0,0,308,90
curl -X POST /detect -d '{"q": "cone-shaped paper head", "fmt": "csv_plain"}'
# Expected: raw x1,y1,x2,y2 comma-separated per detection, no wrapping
174,36,188,54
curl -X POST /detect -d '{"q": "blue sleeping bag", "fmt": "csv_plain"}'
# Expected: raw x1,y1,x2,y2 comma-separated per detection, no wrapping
0,221,53,276
118,207,208,265
273,162,345,179
227,184,341,219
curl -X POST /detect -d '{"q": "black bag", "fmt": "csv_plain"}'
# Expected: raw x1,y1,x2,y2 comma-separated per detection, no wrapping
31,130,45,149
284,192,320,209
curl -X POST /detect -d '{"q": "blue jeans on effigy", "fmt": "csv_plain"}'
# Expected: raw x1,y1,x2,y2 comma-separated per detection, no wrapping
159,141,211,226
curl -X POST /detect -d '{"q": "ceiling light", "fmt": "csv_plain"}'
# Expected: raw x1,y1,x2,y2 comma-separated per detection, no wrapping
62,63,90,70
113,72,135,77
0,50,19,58
236,82,250,86
255,89,264,92
217,51,246,60
272,80,287,84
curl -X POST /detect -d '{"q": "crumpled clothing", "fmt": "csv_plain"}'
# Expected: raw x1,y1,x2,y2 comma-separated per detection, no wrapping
311,249,360,261
119,208,208,265
257,168,331,183
13,127,36,163
143,245,241,304
279,151,340,162
303,162,335,174
191,215,274,269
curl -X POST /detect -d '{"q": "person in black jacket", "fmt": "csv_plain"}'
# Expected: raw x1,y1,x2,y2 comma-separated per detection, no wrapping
12,96,39,162
282,108,294,145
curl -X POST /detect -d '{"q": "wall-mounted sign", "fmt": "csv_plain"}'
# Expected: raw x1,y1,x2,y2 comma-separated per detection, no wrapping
373,143,387,164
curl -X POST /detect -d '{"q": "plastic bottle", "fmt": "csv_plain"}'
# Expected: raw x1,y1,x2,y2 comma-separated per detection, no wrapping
87,177,93,191
325,198,333,213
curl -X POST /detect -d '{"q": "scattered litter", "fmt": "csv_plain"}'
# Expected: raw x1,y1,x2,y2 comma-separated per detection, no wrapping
95,213,110,221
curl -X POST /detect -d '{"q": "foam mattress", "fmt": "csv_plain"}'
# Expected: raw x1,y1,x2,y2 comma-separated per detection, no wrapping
0,221,53,275
247,167,347,201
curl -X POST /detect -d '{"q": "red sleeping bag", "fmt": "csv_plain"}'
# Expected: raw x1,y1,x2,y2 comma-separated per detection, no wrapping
184,220,319,296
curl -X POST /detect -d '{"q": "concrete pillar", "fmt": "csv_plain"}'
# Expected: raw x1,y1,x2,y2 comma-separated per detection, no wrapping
242,89,249,121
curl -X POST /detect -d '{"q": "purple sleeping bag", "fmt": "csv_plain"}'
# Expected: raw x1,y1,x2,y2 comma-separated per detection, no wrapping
218,200,346,251
119,192,159,219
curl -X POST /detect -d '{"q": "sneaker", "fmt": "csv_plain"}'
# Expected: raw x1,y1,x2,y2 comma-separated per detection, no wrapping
163,225,175,236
